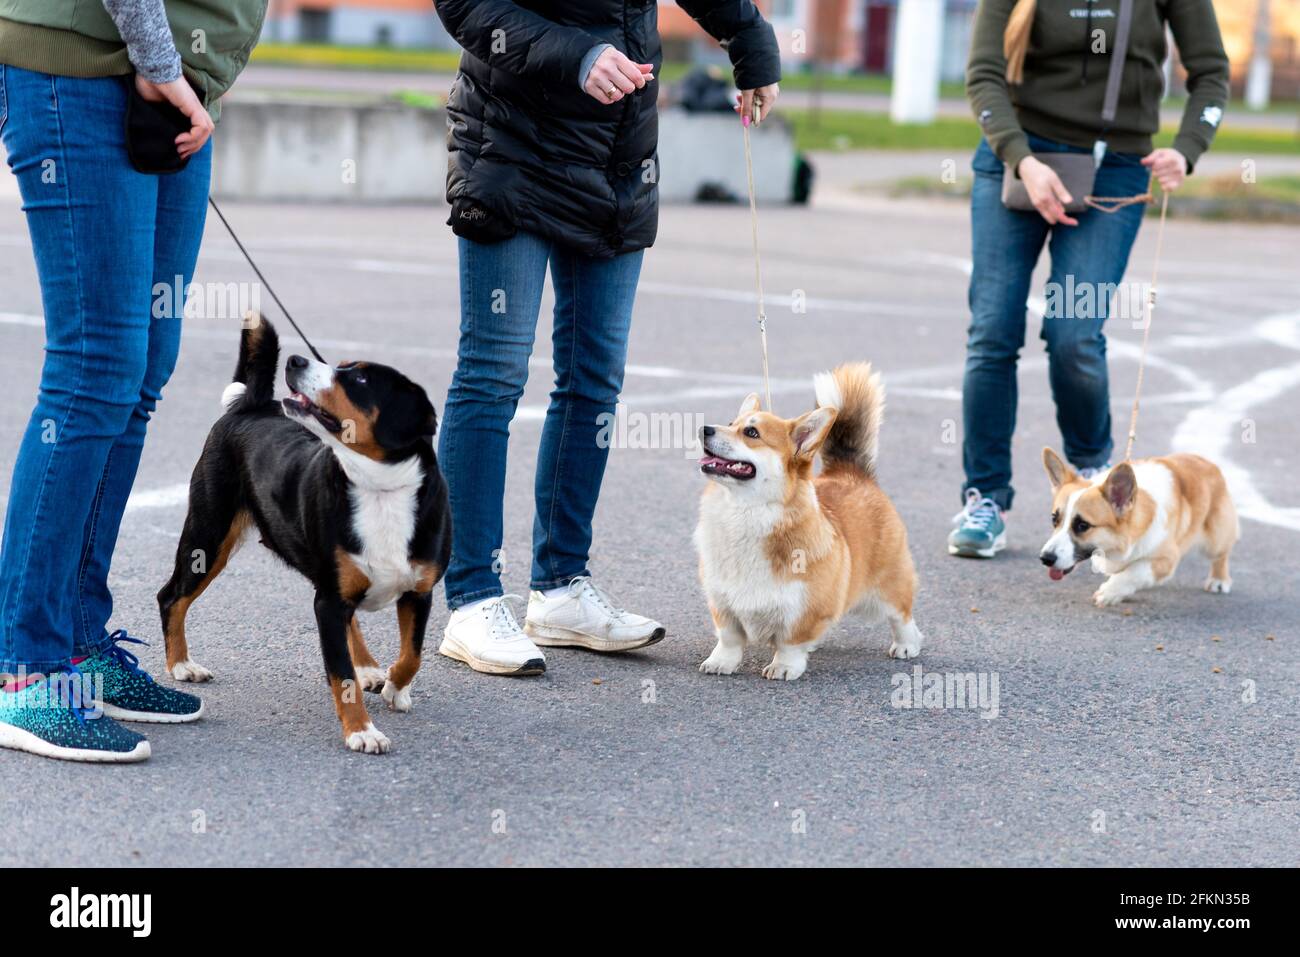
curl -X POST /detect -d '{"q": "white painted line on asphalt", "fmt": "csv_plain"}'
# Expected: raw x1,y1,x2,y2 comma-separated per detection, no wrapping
124,483,190,512
1172,312,1300,533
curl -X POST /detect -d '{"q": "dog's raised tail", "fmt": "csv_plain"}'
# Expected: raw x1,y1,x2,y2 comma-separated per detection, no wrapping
813,362,885,478
221,312,280,413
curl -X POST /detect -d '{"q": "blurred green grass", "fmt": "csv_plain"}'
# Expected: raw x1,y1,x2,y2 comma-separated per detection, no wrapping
787,108,1300,155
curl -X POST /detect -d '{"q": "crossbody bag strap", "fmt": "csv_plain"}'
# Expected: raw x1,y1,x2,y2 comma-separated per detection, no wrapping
1102,0,1135,123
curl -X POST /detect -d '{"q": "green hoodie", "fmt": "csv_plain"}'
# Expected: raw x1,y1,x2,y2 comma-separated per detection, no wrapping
0,0,267,120
966,0,1230,173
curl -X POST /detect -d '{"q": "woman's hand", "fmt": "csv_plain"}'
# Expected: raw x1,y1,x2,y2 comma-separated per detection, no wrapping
584,47,654,104
735,84,780,125
1017,155,1079,226
134,73,214,159
1141,148,1188,192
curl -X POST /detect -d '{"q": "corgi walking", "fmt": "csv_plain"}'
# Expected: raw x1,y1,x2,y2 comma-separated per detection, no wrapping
949,0,1229,558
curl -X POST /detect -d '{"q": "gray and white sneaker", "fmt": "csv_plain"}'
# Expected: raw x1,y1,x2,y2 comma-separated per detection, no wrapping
1077,462,1112,482
525,577,665,653
439,596,546,676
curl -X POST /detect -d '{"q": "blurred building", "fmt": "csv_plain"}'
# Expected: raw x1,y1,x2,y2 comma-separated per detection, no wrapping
263,0,1300,98
265,0,453,47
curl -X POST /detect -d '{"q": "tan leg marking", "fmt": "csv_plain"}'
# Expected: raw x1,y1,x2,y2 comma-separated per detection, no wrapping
329,675,374,739
388,601,422,691
165,511,250,672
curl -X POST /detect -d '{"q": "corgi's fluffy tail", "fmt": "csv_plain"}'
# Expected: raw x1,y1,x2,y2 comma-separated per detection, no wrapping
222,312,279,413
813,362,885,479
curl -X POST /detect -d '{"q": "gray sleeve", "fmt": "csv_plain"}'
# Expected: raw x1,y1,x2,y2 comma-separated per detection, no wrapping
102,0,183,83
578,43,612,90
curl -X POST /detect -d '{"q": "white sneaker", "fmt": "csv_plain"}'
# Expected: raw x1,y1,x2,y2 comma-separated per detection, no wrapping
439,596,546,676
525,577,665,653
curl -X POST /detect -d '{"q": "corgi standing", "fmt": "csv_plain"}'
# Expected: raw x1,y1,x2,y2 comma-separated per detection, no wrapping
694,363,922,680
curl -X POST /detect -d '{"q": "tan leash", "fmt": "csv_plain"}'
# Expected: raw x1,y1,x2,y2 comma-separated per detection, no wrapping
1120,176,1171,462
741,108,774,412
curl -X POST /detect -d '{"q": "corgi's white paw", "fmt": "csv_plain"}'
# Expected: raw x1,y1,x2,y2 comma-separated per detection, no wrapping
355,665,387,693
761,659,806,681
1093,583,1132,607
381,679,412,713
699,642,743,675
345,723,390,754
888,637,923,659
1204,577,1232,594
170,659,213,683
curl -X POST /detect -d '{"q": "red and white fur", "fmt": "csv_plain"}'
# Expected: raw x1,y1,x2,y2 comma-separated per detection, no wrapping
694,363,922,680
1039,448,1239,607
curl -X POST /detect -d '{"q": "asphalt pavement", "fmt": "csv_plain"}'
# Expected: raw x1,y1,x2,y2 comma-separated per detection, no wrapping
0,173,1297,866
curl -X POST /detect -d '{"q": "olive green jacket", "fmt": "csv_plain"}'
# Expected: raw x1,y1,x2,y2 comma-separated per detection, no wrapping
0,0,267,119
967,0,1230,173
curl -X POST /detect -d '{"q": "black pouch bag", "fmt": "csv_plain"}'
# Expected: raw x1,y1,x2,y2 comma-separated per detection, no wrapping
447,196,517,244
125,77,195,175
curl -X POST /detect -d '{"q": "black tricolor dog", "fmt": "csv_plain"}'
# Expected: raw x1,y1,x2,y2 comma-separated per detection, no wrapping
157,315,451,753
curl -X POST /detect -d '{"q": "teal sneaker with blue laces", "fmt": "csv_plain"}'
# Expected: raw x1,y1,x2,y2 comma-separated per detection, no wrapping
948,488,1007,558
0,668,150,763
81,631,204,724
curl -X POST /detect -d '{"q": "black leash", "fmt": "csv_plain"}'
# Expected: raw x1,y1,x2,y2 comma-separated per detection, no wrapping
206,195,327,363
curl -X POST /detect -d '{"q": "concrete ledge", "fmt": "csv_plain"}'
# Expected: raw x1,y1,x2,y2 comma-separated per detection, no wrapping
213,95,448,202
212,96,794,204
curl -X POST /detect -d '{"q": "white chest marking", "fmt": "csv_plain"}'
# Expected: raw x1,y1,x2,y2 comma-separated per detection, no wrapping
332,444,425,612
694,494,806,640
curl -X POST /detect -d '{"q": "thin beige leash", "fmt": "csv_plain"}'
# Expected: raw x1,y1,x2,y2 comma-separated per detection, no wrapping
742,110,773,412
1123,184,1170,462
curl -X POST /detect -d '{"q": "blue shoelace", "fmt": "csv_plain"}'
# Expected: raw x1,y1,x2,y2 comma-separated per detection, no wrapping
102,630,155,685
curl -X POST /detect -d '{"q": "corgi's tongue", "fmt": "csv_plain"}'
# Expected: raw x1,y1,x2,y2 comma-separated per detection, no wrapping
1048,567,1066,581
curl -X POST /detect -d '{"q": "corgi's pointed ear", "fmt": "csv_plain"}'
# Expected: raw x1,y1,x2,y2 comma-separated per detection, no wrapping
737,392,761,417
791,406,837,459
1101,462,1138,516
1042,447,1075,490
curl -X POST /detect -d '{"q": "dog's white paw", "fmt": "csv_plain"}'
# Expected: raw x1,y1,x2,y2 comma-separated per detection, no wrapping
1204,577,1232,594
888,621,923,659
1093,582,1133,607
170,659,213,683
699,643,743,675
888,638,922,659
381,679,412,713
761,658,806,681
355,665,387,693
345,723,390,754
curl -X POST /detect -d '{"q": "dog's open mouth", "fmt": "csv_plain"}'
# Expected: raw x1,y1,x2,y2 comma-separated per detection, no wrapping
1047,564,1074,582
283,392,342,433
699,452,756,480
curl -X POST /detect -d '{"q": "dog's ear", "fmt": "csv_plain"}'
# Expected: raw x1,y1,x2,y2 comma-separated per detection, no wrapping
374,389,437,450
1101,462,1138,517
737,392,761,418
791,406,836,459
1042,447,1075,490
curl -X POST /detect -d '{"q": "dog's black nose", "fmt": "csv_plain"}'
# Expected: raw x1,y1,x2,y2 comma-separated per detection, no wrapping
701,425,715,437
287,354,309,370
1039,552,1055,566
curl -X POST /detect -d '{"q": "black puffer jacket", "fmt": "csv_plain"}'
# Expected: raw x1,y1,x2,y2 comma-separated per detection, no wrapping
436,0,781,258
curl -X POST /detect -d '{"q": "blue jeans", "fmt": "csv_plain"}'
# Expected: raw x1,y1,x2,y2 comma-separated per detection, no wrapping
439,233,643,609
0,66,212,674
962,133,1148,511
